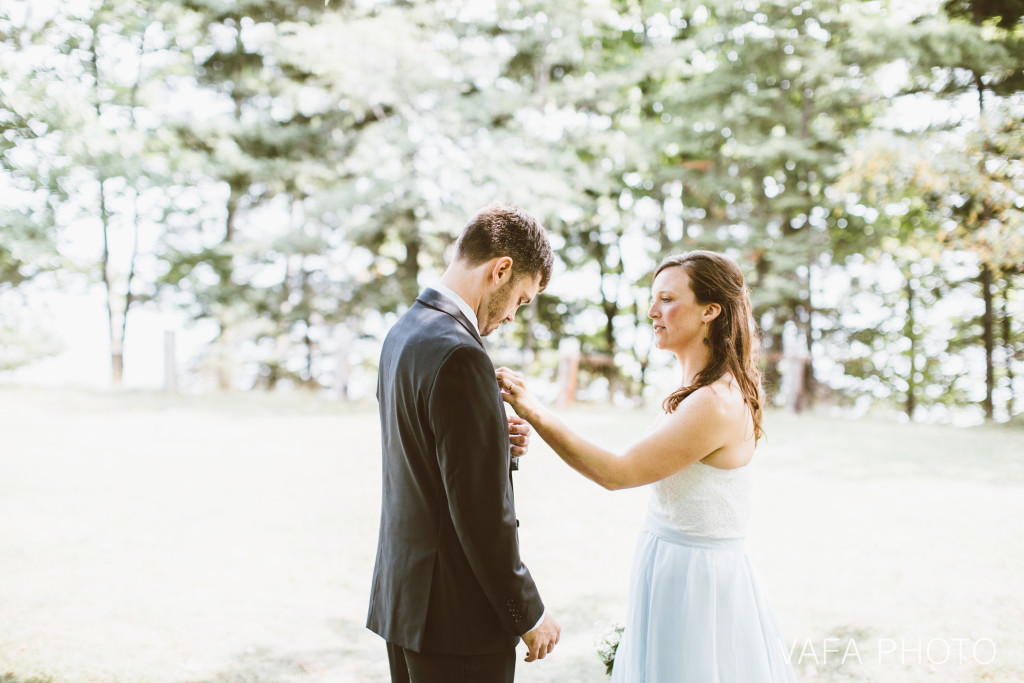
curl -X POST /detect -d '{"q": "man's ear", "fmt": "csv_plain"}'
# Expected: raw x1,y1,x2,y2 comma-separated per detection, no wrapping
491,256,514,285
703,303,722,322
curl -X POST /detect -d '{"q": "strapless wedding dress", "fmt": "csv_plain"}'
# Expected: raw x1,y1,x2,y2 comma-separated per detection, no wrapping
611,444,797,682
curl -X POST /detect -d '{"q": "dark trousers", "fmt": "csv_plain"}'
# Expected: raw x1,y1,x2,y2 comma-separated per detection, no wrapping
386,642,515,683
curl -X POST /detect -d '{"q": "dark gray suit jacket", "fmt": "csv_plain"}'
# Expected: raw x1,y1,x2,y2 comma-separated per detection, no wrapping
366,288,544,655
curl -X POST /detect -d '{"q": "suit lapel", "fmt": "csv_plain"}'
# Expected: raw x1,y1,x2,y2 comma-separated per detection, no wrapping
418,288,514,475
416,288,484,346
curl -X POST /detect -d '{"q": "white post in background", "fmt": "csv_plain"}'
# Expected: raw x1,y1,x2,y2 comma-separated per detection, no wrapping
556,337,581,408
164,330,177,393
780,320,807,413
335,325,353,401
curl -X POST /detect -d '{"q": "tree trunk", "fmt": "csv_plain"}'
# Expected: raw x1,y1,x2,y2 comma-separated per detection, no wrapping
904,276,917,420
1003,278,1014,418
974,68,985,120
301,261,315,387
602,298,618,403
522,298,536,367
656,186,672,256
761,332,781,404
88,26,122,385
980,263,995,421
631,294,651,404
795,90,817,411
602,235,626,404
752,249,780,402
801,299,816,409
400,209,421,303
119,16,150,384
216,21,248,391
304,329,315,387
99,177,123,385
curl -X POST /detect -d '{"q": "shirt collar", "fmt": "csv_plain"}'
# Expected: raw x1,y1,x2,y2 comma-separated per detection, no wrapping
431,281,479,333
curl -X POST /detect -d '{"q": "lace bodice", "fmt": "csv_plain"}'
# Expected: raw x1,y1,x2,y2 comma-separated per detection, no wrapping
647,459,754,539
644,410,753,539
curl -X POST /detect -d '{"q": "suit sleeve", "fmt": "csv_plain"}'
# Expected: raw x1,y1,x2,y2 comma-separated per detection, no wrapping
428,344,545,636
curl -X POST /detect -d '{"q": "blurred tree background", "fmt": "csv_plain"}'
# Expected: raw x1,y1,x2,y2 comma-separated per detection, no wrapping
1,0,1021,423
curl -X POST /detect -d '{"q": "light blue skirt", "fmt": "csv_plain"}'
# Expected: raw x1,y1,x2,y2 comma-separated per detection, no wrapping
611,514,797,682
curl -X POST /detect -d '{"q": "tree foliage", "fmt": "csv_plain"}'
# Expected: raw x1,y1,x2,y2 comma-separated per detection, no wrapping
1,0,1021,421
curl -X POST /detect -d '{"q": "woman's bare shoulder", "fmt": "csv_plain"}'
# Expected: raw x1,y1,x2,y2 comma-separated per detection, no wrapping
691,376,744,409
664,383,735,429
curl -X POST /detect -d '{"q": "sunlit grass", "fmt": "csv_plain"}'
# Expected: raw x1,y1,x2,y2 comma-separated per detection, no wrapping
0,387,1020,682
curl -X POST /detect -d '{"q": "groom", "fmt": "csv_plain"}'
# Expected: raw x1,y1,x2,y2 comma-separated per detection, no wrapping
367,203,561,682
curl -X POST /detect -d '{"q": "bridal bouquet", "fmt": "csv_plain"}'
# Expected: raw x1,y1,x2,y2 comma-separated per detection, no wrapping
597,623,624,676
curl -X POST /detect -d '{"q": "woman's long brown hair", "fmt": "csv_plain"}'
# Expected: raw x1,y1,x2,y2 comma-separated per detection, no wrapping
656,251,764,441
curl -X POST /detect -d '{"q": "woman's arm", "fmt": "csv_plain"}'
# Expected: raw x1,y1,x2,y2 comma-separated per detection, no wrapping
496,368,734,490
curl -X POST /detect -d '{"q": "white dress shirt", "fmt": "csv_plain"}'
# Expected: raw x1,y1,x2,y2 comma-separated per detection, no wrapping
431,281,479,333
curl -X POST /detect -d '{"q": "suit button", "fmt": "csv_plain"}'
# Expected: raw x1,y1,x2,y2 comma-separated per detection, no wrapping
516,519,520,528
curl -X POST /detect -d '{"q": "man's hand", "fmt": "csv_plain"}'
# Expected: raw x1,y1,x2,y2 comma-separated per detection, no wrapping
521,612,560,662
508,414,531,458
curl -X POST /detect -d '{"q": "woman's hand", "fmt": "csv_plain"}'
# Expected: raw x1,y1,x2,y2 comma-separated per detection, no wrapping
496,367,544,424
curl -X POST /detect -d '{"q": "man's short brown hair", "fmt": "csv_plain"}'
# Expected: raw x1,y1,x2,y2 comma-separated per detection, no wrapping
455,202,554,290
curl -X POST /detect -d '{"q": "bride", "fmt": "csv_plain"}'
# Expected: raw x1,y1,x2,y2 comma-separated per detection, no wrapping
497,251,797,682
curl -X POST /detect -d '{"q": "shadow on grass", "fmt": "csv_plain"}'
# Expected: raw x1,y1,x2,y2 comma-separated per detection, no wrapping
2,674,54,683
196,618,386,683
198,609,610,683
202,647,355,683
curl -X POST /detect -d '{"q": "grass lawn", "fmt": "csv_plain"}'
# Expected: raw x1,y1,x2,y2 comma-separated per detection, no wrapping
0,387,1021,682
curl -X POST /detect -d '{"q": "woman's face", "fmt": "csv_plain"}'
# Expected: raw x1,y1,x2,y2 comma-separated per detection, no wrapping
648,266,705,351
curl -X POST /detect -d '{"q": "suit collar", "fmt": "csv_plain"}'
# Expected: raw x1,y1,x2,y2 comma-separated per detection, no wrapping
416,288,484,345
430,281,479,331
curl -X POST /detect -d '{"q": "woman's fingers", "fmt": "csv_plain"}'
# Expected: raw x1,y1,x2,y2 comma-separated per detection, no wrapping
496,369,521,392
496,368,524,383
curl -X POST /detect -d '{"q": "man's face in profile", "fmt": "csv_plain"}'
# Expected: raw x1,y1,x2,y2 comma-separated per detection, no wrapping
480,272,541,337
